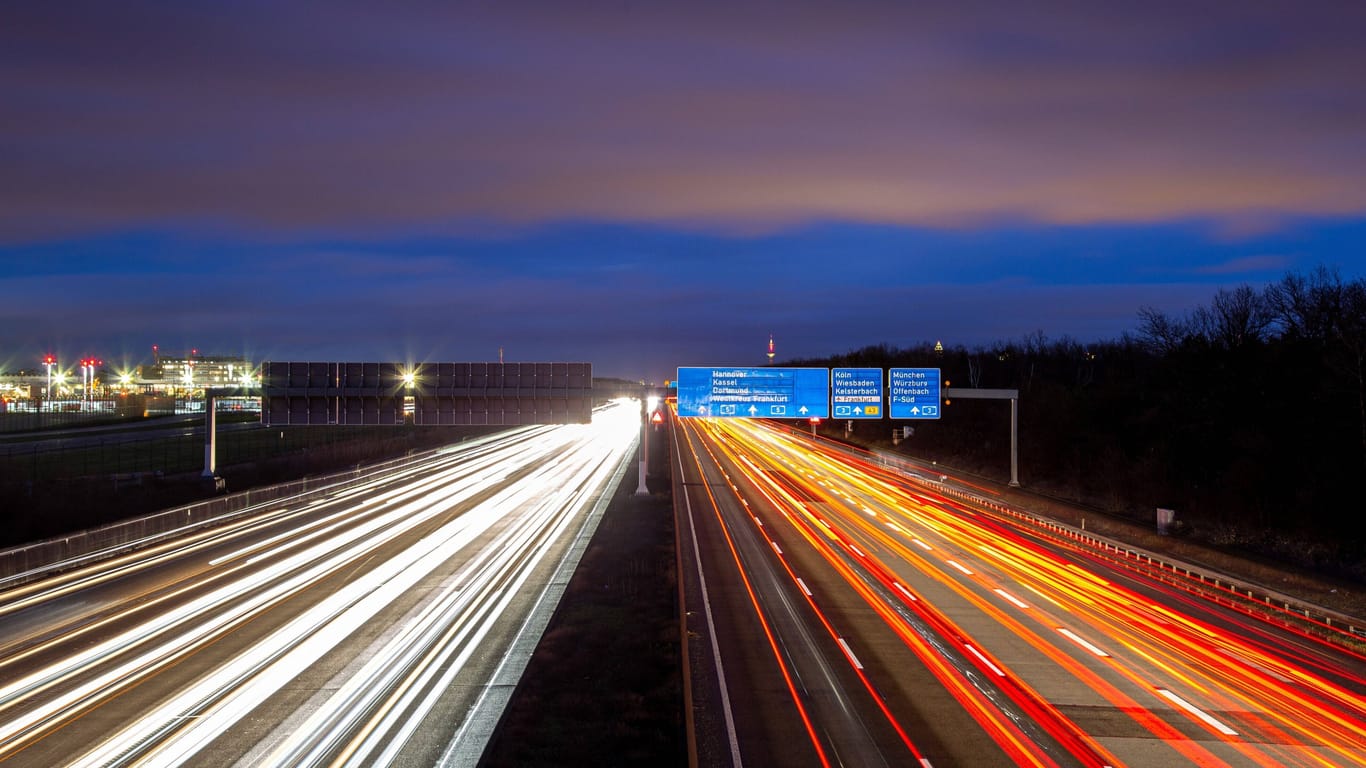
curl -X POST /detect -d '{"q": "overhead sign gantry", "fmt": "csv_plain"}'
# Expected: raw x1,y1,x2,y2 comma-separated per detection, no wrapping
831,367,883,418
676,367,830,419
673,363,1019,486
888,367,941,419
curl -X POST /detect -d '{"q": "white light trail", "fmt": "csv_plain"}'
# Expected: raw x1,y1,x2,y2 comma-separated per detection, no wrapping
2,401,640,767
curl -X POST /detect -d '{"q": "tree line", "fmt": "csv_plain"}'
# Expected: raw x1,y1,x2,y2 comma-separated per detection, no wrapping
790,266,1366,578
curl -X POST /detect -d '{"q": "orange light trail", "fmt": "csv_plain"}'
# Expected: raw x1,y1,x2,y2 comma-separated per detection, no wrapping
696,419,1075,767
677,417,832,767
696,416,1366,767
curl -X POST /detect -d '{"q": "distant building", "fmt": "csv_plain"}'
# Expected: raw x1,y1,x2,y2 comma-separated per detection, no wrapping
0,372,39,400
140,352,258,390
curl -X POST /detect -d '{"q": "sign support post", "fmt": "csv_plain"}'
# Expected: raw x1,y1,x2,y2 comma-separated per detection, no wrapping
636,393,650,495
1011,395,1019,487
203,392,217,479
201,389,228,493
941,386,1021,487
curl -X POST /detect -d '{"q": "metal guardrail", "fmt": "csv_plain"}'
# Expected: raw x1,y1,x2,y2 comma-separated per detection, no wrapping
873,448,1366,644
0,445,452,590
782,426,1366,646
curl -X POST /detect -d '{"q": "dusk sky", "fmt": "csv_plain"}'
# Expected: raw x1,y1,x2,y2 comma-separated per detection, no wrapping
5,2,1366,382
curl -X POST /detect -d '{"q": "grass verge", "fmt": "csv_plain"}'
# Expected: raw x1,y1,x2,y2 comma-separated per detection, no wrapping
479,468,683,767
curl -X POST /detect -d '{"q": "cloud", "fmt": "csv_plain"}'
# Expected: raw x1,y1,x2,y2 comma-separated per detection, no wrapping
1193,254,1291,276
5,217,1363,382
3,2,1366,241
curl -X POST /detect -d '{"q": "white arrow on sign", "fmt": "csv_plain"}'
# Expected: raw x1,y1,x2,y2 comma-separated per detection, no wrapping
798,406,809,415
911,407,921,415
748,405,758,416
854,406,863,415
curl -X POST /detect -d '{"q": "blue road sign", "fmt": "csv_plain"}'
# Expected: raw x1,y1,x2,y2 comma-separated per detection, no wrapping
676,367,830,419
888,368,941,419
831,367,883,419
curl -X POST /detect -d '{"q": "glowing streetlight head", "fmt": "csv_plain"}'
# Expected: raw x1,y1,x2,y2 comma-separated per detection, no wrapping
401,371,416,388
118,373,133,386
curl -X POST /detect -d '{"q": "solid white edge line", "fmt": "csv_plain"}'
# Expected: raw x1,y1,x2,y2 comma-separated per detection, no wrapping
437,409,639,767
675,423,745,768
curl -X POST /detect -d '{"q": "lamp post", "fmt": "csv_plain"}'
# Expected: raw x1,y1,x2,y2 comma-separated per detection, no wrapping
635,391,658,496
79,358,102,407
80,359,91,409
43,354,55,411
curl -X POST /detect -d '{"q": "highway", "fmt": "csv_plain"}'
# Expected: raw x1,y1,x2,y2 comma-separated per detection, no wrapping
0,399,639,767
674,413,1366,767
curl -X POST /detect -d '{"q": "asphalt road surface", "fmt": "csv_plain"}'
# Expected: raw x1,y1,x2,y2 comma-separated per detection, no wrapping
673,413,1366,767
0,400,638,767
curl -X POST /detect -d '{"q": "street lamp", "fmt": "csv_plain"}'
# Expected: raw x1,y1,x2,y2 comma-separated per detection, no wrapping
42,354,55,411
78,358,102,405
80,359,90,406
